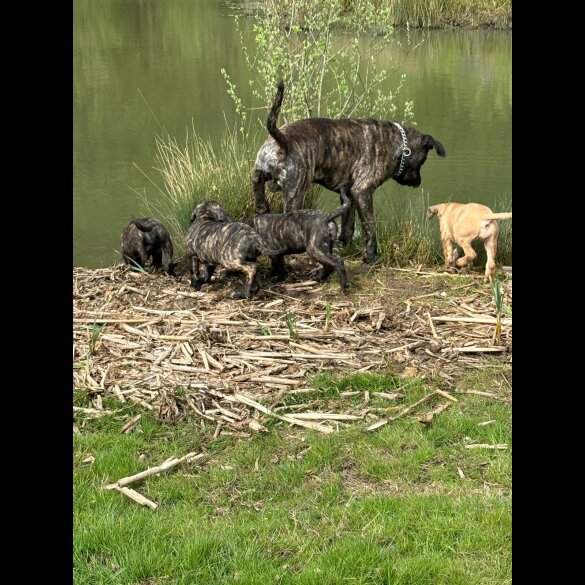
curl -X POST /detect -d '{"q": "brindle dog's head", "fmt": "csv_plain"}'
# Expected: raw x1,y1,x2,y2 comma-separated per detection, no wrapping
190,201,231,223
395,128,446,188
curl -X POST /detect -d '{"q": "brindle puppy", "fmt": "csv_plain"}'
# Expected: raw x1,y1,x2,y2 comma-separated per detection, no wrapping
252,81,446,264
185,201,284,300
252,191,351,292
120,218,174,275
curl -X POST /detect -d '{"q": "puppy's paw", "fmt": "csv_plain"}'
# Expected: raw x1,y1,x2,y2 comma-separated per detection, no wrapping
362,253,379,265
311,268,328,282
255,204,269,215
271,272,288,283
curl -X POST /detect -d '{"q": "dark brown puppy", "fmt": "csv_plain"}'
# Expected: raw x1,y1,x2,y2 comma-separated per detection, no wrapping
251,191,351,292
185,201,284,300
120,218,174,275
252,81,446,263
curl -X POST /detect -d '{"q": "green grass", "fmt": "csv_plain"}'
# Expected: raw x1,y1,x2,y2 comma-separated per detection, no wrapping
74,368,511,584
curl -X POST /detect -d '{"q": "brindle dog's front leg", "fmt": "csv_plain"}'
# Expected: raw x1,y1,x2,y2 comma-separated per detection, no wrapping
353,186,378,264
200,264,216,284
270,255,288,281
189,255,203,290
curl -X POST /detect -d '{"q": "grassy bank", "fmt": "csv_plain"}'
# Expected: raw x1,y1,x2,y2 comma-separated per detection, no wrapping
377,0,512,29
74,367,511,584
230,0,512,30
141,127,512,271
74,253,512,582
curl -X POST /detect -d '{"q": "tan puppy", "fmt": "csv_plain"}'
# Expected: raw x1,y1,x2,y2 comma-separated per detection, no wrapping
426,203,512,282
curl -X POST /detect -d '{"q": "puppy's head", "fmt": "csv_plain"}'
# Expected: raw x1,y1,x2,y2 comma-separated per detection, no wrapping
426,205,442,220
190,201,231,223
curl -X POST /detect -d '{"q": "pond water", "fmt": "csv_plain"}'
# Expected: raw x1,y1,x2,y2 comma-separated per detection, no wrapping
73,0,511,268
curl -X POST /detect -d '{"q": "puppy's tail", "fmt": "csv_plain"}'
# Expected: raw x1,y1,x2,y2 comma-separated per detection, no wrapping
326,190,352,222
131,218,155,232
266,80,289,154
483,212,512,220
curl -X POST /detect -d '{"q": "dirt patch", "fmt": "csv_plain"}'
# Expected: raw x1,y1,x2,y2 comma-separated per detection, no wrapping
73,261,511,434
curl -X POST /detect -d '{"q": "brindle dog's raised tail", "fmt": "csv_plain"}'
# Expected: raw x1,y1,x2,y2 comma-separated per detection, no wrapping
266,80,288,156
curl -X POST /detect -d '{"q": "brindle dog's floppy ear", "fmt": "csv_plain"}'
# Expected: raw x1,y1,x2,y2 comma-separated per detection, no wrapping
424,135,446,157
191,202,207,223
211,203,231,223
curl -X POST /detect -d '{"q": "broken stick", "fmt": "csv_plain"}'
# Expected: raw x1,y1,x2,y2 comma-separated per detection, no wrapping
115,486,158,510
233,393,333,434
367,391,437,431
106,451,205,490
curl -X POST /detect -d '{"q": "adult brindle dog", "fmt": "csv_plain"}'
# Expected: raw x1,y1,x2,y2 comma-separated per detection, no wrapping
252,81,446,263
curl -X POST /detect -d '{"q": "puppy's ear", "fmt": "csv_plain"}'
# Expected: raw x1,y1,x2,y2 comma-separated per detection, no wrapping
192,202,208,222
424,135,446,157
426,205,439,220
213,205,230,223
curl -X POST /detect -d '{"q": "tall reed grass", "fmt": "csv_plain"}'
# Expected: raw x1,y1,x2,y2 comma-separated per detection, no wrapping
232,0,512,29
139,123,320,256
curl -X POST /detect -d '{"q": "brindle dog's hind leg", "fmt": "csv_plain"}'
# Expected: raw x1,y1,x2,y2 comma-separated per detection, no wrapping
352,186,378,264
232,262,259,300
307,239,349,293
253,170,269,215
151,248,162,270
